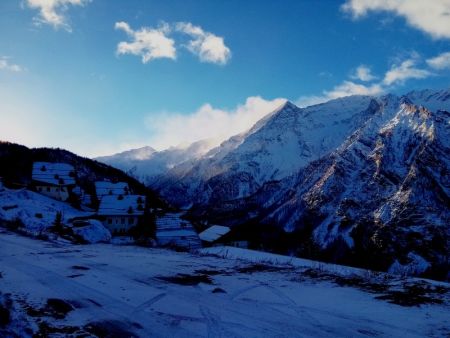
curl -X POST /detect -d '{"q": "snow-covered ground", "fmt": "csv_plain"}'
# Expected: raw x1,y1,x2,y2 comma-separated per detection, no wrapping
0,188,92,234
0,230,449,337
72,220,112,244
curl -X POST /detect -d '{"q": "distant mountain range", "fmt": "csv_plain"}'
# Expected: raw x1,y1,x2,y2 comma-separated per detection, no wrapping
96,89,450,279
96,139,218,186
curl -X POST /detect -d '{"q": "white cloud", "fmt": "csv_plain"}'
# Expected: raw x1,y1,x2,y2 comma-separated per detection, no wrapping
176,22,231,65
326,81,383,97
297,81,383,107
26,0,89,32
145,96,286,150
351,65,376,81
426,51,450,69
115,21,176,63
114,21,232,65
382,59,432,85
0,57,23,72
342,0,450,39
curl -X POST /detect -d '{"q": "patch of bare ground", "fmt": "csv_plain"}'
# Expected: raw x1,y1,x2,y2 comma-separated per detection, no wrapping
297,268,449,307
157,273,213,285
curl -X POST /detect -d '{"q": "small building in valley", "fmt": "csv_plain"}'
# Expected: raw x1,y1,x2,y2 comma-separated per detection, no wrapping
155,213,202,250
95,181,130,199
32,162,76,201
198,225,249,248
199,225,230,244
98,194,146,235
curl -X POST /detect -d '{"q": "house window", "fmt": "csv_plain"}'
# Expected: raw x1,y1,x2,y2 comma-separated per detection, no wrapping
121,218,125,224
128,218,134,225
46,187,50,192
108,218,112,225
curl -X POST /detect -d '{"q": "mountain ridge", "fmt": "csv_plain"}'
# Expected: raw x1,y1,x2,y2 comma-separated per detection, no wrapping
95,89,450,279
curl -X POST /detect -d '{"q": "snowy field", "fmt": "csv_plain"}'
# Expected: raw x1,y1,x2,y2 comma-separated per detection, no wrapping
0,230,449,337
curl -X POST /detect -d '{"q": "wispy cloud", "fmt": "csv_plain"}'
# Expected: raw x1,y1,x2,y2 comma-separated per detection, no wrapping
25,0,90,32
0,57,24,72
382,58,432,85
145,96,286,150
318,71,333,78
426,51,450,69
115,21,176,63
342,0,450,39
176,22,231,65
350,65,376,82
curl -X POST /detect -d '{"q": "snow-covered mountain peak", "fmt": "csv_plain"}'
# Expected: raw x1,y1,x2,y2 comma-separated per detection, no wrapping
131,146,157,160
404,88,450,112
97,146,156,162
275,99,297,111
302,95,376,123
95,138,217,185
168,137,220,152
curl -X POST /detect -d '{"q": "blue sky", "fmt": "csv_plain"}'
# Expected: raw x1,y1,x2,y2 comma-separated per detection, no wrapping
0,0,449,157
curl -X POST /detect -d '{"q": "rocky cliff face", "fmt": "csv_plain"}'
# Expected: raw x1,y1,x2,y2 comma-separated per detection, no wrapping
256,95,449,278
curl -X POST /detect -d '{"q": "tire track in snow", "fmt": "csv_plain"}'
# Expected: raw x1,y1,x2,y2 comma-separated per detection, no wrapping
199,305,244,338
132,292,167,315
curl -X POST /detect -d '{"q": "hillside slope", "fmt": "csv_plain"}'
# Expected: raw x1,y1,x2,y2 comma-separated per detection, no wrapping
0,142,167,209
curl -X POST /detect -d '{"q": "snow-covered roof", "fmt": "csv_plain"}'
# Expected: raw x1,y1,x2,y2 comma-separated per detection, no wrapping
32,162,76,186
98,194,145,216
155,213,202,249
157,229,198,238
95,181,129,197
198,225,230,242
72,186,83,196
